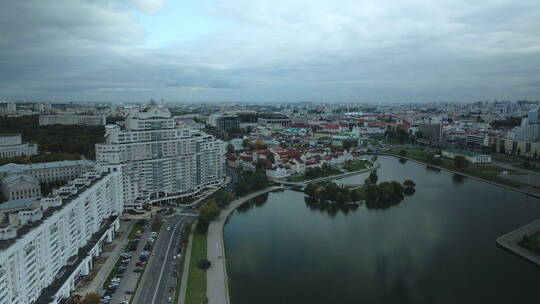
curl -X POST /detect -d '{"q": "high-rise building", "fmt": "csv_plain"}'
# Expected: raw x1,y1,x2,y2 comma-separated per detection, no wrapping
96,103,225,209
208,114,240,131
6,103,16,114
418,122,443,143
509,107,540,142
0,169,122,304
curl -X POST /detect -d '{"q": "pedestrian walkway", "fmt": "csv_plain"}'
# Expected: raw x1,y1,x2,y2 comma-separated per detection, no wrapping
178,224,195,304
497,218,540,266
75,219,135,296
206,186,283,304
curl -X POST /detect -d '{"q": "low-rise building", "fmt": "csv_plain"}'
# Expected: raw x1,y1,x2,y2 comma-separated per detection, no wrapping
1,173,40,201
0,134,38,159
38,115,106,126
257,118,292,127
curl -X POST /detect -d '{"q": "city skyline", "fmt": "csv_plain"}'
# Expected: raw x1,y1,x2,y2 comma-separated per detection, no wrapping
1,0,540,102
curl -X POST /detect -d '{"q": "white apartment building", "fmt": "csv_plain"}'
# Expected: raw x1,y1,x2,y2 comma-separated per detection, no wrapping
0,134,38,159
39,115,106,126
0,169,123,304
96,103,225,209
508,107,540,142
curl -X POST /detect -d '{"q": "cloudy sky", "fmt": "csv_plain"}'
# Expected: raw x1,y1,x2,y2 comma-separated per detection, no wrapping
1,0,540,103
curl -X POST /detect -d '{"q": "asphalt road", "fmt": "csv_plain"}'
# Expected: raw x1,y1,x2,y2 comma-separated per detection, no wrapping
133,215,190,304
133,167,239,304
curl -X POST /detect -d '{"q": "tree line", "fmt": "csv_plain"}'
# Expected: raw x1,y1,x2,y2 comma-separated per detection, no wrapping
0,115,105,159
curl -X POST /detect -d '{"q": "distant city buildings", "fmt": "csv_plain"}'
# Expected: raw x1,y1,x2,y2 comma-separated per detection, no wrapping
39,114,106,126
0,134,38,159
96,103,225,209
208,114,240,131
257,117,292,127
508,107,540,142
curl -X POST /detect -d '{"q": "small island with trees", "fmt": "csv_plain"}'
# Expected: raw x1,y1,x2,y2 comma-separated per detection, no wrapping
303,171,416,210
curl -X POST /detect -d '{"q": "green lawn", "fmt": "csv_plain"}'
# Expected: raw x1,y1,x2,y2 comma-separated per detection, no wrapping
287,175,306,182
342,160,369,172
185,232,208,304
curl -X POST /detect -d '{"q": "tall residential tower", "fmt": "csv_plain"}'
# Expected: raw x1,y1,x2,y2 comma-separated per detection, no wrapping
96,103,225,209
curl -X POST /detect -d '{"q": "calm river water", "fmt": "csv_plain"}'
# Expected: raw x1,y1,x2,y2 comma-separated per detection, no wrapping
224,156,540,304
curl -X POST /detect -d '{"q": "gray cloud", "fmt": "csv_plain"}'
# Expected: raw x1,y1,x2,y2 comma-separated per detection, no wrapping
0,0,539,102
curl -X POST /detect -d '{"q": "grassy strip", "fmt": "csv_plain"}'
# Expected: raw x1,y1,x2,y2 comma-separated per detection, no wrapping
102,256,122,289
387,148,526,188
102,220,145,290
288,168,342,182
128,220,146,239
173,243,188,303
185,232,208,304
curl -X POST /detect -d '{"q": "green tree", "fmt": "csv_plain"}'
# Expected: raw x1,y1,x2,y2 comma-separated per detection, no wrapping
251,173,269,190
453,156,469,168
365,184,380,202
321,182,340,201
350,189,362,201
197,258,212,270
304,183,319,197
199,201,221,223
242,139,250,150
390,181,404,196
214,190,234,207
369,171,378,184
399,149,407,156
403,180,416,188
226,144,235,153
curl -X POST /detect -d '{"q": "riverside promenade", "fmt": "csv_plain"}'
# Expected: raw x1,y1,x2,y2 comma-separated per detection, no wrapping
206,186,284,304
496,219,540,266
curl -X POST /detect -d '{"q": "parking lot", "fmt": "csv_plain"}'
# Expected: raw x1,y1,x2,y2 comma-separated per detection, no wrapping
101,226,159,304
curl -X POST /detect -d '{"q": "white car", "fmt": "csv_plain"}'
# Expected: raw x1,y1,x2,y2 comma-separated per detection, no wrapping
167,227,171,231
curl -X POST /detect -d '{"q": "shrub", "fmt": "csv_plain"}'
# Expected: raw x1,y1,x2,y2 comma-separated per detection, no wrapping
197,258,212,270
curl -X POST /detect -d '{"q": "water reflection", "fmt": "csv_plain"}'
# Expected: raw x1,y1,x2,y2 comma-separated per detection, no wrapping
304,197,359,216
452,173,466,184
236,193,270,213
425,165,441,172
225,155,540,304
398,158,407,164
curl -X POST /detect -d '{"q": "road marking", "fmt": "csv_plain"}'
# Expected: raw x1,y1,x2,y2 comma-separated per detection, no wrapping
151,217,184,304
